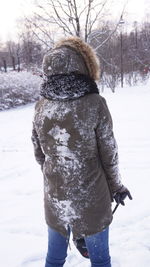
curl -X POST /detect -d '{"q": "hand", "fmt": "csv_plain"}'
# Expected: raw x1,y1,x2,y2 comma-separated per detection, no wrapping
114,188,132,206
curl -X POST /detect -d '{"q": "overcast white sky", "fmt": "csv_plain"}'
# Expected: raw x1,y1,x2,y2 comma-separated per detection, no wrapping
0,0,150,42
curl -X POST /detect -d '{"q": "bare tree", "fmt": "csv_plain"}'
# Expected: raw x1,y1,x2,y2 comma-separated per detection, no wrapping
26,0,116,44
6,41,17,71
18,20,44,69
16,42,21,72
3,58,7,72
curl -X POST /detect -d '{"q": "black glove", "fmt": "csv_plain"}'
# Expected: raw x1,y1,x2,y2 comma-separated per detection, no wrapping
114,189,132,206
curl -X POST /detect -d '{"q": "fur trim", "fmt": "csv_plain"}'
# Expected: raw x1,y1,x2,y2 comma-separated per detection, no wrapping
54,36,100,81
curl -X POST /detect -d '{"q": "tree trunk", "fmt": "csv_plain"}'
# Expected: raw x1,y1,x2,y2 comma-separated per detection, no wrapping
3,59,7,72
12,56,16,71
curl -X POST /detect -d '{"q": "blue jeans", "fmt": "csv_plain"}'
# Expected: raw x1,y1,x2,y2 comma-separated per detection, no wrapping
45,227,111,267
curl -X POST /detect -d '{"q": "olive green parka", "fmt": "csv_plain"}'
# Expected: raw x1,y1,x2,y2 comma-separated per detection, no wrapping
31,37,124,239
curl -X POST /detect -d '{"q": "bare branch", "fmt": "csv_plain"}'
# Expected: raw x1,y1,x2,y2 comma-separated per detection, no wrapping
28,19,52,40
87,0,109,39
72,0,80,36
85,1,93,41
50,0,73,35
33,31,52,47
24,16,54,47
65,0,78,35
95,6,127,51
98,51,118,70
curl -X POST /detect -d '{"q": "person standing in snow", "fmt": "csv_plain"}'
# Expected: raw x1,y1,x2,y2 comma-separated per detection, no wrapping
31,36,132,267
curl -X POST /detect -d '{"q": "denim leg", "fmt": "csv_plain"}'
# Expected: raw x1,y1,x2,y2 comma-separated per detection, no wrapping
84,227,111,267
45,227,70,267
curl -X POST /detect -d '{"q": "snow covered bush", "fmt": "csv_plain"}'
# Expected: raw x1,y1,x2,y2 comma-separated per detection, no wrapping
0,71,42,110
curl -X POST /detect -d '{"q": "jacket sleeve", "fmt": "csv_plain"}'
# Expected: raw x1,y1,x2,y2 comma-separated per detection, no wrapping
96,97,124,194
31,123,45,168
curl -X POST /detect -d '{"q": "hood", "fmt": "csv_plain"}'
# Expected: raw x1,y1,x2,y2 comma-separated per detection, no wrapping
42,36,100,81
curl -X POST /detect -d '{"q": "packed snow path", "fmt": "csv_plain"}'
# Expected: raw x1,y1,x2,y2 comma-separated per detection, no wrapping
0,85,150,267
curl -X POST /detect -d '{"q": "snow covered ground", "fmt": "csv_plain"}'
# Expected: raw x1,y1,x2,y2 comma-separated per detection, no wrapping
0,83,150,267
0,71,41,110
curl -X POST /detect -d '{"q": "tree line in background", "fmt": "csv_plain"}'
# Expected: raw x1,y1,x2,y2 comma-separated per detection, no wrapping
91,20,150,90
0,29,44,73
0,0,150,90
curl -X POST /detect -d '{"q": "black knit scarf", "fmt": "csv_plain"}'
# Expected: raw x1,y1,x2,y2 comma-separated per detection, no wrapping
40,72,99,101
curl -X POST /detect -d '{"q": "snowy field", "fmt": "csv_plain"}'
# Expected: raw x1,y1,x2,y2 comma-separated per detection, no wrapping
0,83,150,267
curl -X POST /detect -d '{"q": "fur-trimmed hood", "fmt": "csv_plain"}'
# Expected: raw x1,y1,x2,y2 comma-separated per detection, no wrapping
42,36,100,81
